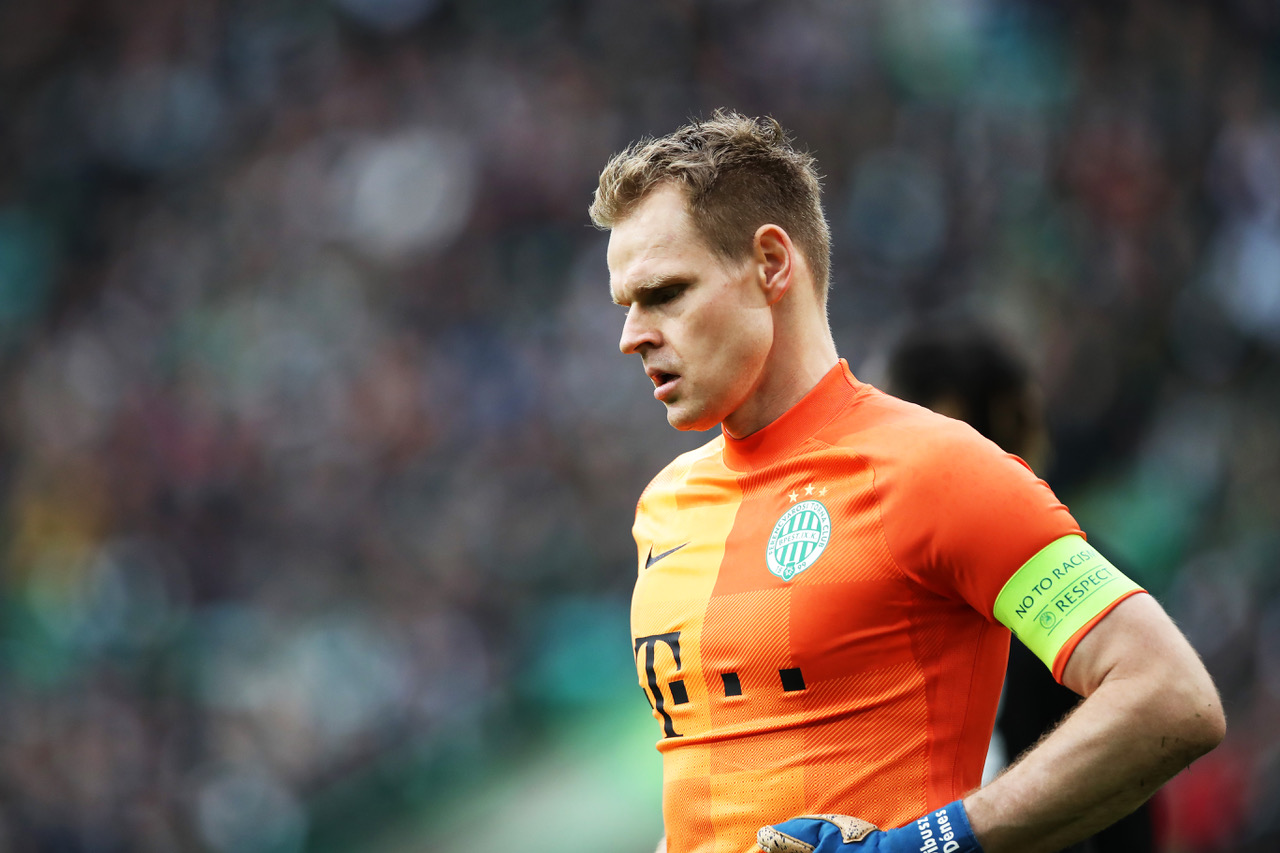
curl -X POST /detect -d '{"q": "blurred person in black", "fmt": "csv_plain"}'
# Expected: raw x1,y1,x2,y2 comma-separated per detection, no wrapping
885,319,1156,853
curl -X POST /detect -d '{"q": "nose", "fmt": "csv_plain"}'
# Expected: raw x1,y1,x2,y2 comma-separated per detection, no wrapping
619,306,661,355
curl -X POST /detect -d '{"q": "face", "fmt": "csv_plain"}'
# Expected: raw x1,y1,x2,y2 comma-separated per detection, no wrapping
608,184,773,433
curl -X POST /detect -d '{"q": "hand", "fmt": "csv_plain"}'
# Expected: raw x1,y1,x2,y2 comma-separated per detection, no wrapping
757,801,982,853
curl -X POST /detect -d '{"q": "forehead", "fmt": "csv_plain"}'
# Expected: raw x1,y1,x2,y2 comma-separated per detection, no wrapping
607,184,717,298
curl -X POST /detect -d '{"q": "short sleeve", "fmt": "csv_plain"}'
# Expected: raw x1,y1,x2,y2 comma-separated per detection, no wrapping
870,417,1083,621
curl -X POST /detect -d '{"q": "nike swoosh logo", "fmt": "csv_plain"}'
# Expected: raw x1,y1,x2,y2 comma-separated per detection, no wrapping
645,542,689,569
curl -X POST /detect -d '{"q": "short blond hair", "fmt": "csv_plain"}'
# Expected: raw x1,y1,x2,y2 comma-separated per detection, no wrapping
590,110,831,298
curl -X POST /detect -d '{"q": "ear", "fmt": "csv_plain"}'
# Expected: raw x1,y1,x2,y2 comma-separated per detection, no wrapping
753,224,795,306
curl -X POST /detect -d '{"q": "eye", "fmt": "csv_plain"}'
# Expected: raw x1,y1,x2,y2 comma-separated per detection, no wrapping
649,283,687,306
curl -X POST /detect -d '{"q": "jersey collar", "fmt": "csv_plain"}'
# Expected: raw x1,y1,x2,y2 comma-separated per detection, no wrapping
721,359,864,471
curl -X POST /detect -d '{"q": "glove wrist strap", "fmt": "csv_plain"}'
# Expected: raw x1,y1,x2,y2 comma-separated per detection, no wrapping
758,799,983,853
901,800,982,853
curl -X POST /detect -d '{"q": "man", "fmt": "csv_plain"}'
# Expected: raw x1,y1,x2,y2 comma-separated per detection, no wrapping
884,321,1155,853
589,111,1223,853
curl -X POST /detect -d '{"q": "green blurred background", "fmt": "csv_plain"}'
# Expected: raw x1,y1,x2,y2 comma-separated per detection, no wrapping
0,1,1278,851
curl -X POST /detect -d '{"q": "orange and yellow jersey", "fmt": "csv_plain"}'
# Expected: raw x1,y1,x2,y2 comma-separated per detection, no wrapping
629,361,1126,853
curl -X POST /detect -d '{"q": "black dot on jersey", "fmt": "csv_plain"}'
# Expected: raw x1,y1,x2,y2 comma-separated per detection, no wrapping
669,679,690,705
721,672,742,697
779,667,806,692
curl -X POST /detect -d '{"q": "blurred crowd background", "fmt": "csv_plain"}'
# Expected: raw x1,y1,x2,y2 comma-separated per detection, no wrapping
1,0,1278,851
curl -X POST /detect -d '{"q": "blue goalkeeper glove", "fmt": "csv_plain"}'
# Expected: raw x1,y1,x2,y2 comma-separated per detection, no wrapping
757,800,982,853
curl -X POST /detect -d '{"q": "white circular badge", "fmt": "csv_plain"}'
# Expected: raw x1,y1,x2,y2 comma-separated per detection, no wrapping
766,500,832,581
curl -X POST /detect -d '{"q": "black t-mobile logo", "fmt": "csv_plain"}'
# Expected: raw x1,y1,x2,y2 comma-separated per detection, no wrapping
634,632,810,739
634,631,689,738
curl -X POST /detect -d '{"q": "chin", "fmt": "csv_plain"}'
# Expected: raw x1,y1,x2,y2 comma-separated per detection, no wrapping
665,404,721,433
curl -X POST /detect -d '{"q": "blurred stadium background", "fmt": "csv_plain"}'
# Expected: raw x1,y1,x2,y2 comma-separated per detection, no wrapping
0,0,1278,851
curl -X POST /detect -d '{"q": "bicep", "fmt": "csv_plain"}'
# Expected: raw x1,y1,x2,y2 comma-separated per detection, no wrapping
1061,592,1209,699
1059,590,1226,772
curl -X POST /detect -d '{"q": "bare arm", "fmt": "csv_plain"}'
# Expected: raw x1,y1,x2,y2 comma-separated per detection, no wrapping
964,593,1225,853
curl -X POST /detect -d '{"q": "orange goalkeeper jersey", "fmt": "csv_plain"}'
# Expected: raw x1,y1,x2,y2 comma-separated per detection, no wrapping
630,361,1087,853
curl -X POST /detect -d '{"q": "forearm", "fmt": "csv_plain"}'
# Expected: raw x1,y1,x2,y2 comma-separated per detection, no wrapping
964,598,1225,853
758,671,1219,853
758,597,1224,853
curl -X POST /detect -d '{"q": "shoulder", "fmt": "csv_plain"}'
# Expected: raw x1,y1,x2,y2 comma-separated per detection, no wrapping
637,433,726,506
835,394,1053,558
821,385,1015,478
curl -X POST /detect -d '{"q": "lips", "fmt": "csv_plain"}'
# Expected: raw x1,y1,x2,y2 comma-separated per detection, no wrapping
646,367,681,401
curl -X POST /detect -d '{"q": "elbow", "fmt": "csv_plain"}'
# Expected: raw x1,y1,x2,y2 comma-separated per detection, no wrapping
1168,671,1226,764
1189,693,1226,757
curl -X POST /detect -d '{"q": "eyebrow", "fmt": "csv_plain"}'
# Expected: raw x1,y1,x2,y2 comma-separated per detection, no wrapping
611,273,691,305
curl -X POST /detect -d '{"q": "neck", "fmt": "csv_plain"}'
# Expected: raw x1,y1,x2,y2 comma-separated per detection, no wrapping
722,310,838,439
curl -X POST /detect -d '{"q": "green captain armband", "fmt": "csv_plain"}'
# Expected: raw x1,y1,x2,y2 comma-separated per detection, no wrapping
993,535,1143,675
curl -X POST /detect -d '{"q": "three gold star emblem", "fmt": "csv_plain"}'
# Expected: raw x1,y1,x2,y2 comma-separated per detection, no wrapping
788,483,829,502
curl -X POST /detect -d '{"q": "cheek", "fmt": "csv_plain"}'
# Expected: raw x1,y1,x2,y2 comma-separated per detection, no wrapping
676,291,770,388
709,313,770,385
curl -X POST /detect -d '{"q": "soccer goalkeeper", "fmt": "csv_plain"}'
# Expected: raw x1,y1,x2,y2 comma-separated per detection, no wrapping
590,111,1223,853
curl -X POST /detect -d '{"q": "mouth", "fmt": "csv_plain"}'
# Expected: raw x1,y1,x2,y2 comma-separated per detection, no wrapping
646,368,681,401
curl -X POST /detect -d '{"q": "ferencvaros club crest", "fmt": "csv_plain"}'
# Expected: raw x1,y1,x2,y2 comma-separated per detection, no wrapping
766,499,832,581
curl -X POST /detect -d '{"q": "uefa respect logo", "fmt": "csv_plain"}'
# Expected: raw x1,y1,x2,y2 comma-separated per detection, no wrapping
766,500,832,581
